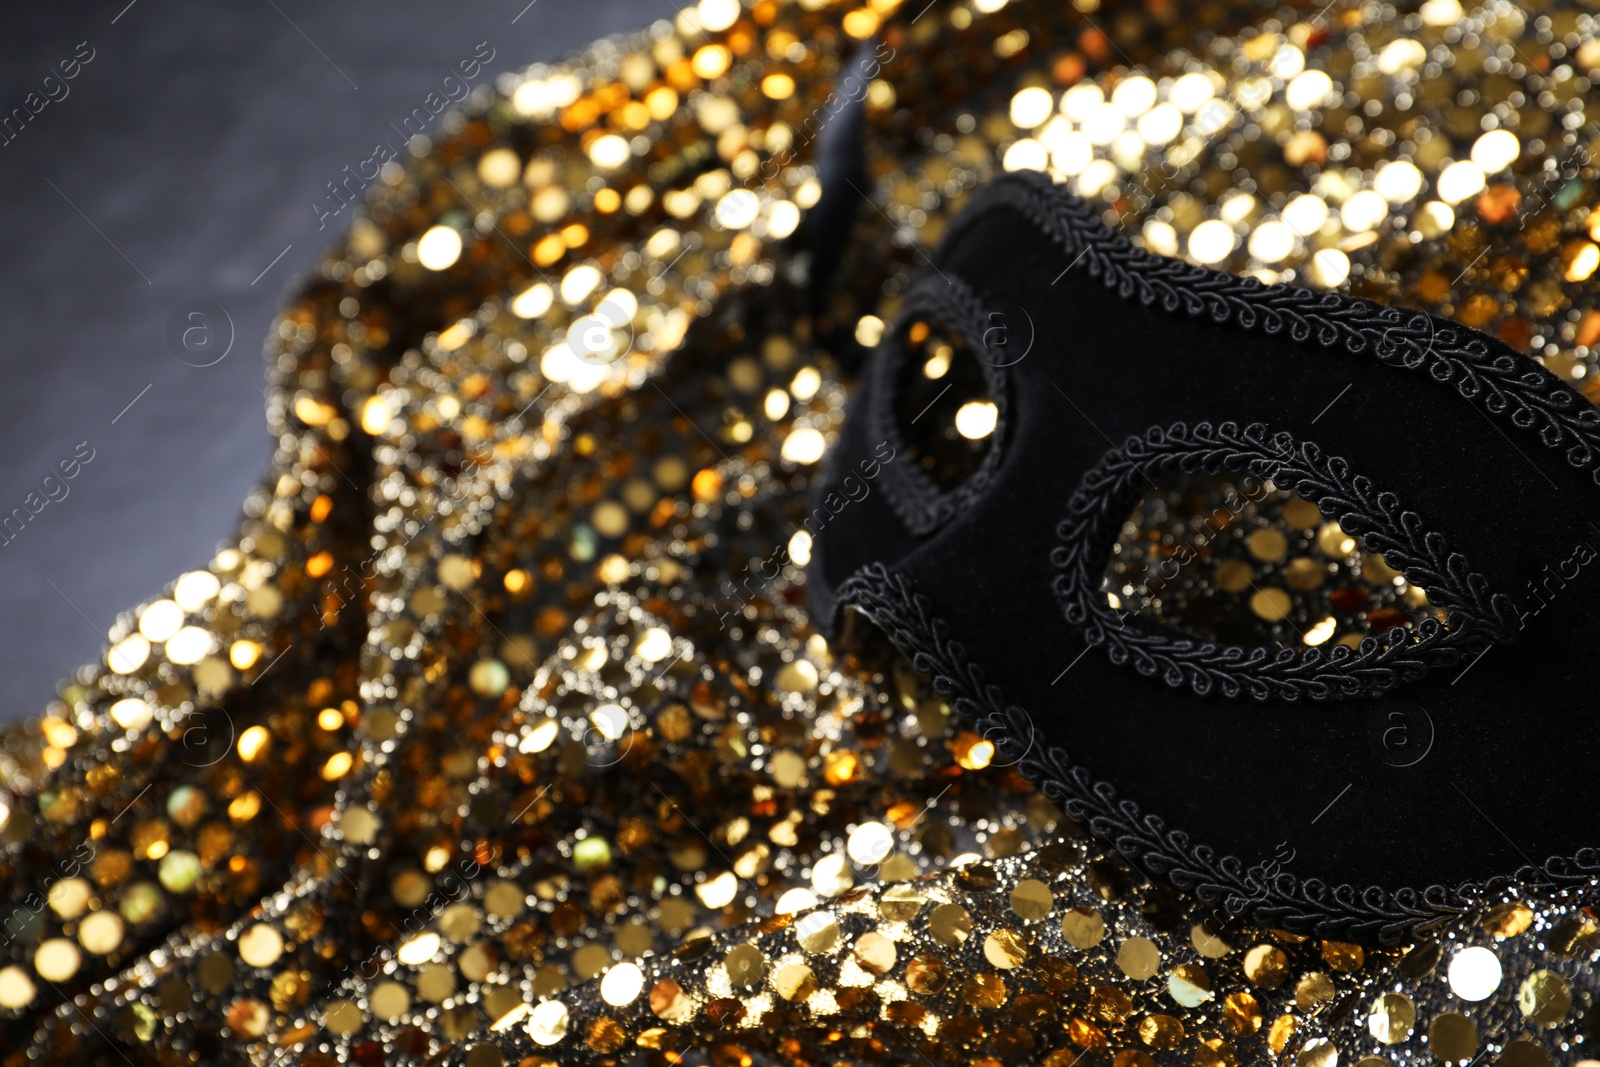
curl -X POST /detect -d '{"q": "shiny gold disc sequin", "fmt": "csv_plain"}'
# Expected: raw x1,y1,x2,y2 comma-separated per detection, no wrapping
771,961,816,1002
1397,941,1441,978
723,944,765,988
47,877,91,920
696,870,738,909
527,1000,570,1045
370,981,410,1022
1500,1038,1552,1067
1283,557,1325,590
1366,992,1415,1044
846,821,894,864
599,962,645,1007
963,973,1008,1009
225,998,269,1038
1362,554,1403,585
795,910,841,954
1294,971,1335,1010
1247,528,1288,562
1284,497,1322,530
396,931,441,966
1088,986,1135,1025
984,929,1027,969
1139,1013,1185,1049
880,883,925,922
1425,1010,1477,1065
853,932,896,976
1215,560,1252,593
415,964,454,1003
1482,901,1535,938
905,955,948,996
1068,1017,1108,1050
34,939,80,982
1010,878,1054,921
1549,916,1599,957
1321,939,1364,972
1191,923,1231,959
1518,970,1571,1024
952,732,995,770
1317,521,1357,557
77,911,124,955
1447,945,1502,1001
1167,963,1212,1007
1222,991,1262,1036
1061,906,1106,949
1116,937,1161,980
648,979,693,1024
775,659,818,693
1297,1039,1340,1067
930,902,973,947
0,966,37,1010
1248,587,1292,621
1243,944,1289,989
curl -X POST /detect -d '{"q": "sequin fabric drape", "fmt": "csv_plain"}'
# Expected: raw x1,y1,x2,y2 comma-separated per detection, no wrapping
3,0,1600,1064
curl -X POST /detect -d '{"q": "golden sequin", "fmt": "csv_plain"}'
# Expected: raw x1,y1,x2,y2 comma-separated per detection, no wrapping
5,3,1599,1065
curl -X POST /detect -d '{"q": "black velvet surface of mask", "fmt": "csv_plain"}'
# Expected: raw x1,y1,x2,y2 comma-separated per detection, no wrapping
810,171,1600,942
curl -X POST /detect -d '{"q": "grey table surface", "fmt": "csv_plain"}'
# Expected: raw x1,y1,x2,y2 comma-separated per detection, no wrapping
0,0,675,722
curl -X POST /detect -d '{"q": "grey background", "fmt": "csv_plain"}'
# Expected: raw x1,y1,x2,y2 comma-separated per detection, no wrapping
0,0,673,722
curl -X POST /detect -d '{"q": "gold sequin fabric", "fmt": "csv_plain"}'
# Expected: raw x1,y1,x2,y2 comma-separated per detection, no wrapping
2,0,1599,1064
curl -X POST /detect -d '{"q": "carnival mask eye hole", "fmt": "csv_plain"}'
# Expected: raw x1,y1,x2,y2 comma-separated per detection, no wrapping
1099,474,1439,651
894,318,997,493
